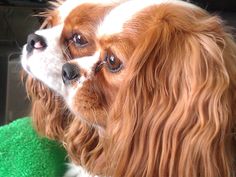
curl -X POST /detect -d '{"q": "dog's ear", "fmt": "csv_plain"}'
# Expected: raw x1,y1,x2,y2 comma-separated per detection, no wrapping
25,77,69,139
64,118,105,174
107,11,236,177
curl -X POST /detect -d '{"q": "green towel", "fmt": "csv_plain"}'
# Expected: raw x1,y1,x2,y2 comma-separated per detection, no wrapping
0,117,67,177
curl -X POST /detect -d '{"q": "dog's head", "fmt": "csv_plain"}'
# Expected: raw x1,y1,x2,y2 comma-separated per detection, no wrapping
22,0,116,95
22,0,236,176
21,0,120,174
56,0,236,176
22,0,118,138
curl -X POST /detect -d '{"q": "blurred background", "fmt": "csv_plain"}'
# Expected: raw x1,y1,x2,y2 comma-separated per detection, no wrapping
0,0,48,125
0,0,235,125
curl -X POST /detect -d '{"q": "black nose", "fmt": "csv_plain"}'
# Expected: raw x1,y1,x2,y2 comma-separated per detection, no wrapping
62,63,80,84
26,33,47,53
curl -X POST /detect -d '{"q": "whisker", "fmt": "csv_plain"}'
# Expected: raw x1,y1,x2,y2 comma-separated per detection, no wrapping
62,40,73,60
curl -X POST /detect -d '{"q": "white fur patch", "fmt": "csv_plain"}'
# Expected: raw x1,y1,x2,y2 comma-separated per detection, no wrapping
97,0,197,36
64,163,100,177
21,24,67,96
73,51,100,75
58,0,121,23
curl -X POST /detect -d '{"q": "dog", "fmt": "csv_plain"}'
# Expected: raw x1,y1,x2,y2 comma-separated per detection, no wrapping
22,0,120,176
61,0,236,176
22,0,236,176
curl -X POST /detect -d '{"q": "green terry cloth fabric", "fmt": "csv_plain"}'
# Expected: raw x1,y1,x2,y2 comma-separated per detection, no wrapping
0,117,67,177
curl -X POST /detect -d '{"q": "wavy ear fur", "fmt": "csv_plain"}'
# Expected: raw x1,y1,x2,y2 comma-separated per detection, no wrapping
106,6,236,177
25,76,72,140
25,76,105,175
64,118,105,175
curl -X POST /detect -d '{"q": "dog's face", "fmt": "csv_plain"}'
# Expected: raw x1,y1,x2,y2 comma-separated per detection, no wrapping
22,0,236,176
55,0,200,127
21,0,117,127
42,1,236,176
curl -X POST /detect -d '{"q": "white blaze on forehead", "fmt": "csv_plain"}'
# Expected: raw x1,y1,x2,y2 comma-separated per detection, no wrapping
58,0,120,23
97,0,197,37
35,24,63,40
73,51,100,74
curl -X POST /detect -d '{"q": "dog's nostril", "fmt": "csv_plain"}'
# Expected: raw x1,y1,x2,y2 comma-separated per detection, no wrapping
62,63,80,84
26,33,47,53
62,70,67,79
30,40,35,47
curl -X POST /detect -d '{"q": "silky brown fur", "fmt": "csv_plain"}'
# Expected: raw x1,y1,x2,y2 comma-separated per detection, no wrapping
102,3,236,177
24,1,236,177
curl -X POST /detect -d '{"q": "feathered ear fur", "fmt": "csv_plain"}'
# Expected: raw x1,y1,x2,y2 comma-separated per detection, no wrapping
106,5,236,177
25,76,105,175
64,118,105,175
25,76,72,140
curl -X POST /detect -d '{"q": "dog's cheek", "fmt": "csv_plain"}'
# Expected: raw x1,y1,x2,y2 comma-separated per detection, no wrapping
69,83,107,127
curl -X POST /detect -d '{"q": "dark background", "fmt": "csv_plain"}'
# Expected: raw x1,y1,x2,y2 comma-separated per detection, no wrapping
0,0,48,125
0,0,235,125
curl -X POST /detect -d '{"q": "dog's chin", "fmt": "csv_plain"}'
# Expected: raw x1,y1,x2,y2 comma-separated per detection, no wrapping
64,83,107,129
69,102,107,130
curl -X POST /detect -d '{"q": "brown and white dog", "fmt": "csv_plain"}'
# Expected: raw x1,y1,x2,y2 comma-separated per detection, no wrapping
22,0,236,177
22,0,120,176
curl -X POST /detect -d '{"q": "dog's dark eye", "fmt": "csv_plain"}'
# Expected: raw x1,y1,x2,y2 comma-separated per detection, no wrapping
105,52,123,73
72,33,88,47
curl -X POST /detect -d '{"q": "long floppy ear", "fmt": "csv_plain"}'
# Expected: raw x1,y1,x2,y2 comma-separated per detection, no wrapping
25,77,71,140
106,8,236,177
64,118,105,175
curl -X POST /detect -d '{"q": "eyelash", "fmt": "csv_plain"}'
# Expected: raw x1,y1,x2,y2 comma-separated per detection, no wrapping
71,33,88,47
95,52,123,73
105,53,123,73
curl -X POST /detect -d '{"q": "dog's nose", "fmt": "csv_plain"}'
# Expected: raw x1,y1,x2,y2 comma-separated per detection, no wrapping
26,33,47,53
62,63,80,84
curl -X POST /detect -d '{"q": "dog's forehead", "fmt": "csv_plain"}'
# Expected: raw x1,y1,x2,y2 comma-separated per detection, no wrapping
97,0,163,37
97,0,197,37
58,0,119,23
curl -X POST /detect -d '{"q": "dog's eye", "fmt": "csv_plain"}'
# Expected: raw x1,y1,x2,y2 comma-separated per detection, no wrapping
72,33,88,47
105,52,123,73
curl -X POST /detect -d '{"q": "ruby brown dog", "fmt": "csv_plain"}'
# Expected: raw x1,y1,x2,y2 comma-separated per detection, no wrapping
22,0,120,176
61,0,236,176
